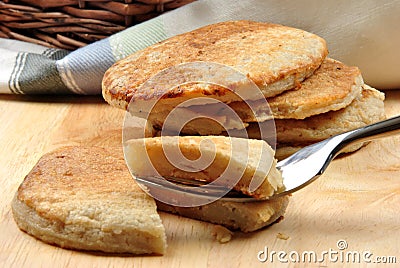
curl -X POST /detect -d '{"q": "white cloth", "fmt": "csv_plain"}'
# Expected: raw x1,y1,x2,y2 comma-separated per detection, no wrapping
162,0,400,89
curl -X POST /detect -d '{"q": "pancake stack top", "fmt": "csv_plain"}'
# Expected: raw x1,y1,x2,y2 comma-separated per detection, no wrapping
103,20,328,107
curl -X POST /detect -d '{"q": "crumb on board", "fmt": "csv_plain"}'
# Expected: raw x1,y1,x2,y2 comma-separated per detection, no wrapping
276,232,290,240
211,225,234,243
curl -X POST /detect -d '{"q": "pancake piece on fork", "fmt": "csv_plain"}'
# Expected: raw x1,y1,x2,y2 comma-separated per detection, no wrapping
124,136,284,199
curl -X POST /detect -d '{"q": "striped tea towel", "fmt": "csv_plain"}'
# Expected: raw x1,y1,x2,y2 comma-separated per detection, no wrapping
1,0,399,94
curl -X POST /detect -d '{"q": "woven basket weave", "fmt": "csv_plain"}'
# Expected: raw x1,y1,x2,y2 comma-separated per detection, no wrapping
0,0,195,50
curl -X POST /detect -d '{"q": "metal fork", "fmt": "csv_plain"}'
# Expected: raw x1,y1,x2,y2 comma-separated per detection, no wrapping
135,115,400,202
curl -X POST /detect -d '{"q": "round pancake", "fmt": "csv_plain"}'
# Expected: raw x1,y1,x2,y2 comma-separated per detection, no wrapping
102,20,328,110
274,85,385,143
246,85,385,143
11,146,167,255
244,85,385,160
267,58,363,119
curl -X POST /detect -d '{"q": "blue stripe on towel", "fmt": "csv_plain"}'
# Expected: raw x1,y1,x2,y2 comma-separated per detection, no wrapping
56,38,115,95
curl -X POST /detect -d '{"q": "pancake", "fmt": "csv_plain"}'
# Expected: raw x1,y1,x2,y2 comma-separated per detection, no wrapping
274,85,385,143
227,58,363,121
12,146,167,255
156,195,289,233
102,20,328,110
245,85,385,144
266,58,363,119
243,85,385,160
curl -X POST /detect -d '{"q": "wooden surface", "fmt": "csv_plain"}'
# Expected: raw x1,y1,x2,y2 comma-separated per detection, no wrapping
1,91,400,267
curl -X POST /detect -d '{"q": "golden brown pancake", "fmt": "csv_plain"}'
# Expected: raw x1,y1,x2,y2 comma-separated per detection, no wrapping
244,85,385,159
266,58,363,119
224,58,363,123
12,146,167,255
156,196,289,233
102,20,328,110
274,85,385,143
245,85,384,142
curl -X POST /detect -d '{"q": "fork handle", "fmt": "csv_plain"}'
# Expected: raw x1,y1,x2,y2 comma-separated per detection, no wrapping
337,115,400,153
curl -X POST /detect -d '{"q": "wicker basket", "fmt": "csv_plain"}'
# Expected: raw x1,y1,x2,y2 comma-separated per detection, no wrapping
0,0,195,50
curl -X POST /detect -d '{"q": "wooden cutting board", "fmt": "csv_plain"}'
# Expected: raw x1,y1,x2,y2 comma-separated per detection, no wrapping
1,91,399,267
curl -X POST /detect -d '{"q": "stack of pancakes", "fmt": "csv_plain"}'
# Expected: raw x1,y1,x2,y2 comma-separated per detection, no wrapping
102,20,385,159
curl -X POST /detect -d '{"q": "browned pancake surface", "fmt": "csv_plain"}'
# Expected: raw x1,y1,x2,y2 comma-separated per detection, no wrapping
267,58,363,119
102,20,328,109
